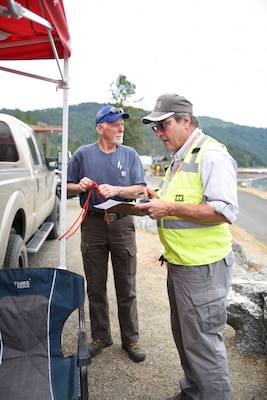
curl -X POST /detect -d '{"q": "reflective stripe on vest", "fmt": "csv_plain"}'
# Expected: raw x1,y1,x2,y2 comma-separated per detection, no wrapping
157,219,220,229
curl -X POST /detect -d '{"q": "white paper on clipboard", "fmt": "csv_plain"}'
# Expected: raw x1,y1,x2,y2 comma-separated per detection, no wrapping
94,199,146,216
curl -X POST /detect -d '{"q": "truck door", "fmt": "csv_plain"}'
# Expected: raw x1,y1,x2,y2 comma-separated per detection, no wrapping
21,125,48,229
30,130,56,210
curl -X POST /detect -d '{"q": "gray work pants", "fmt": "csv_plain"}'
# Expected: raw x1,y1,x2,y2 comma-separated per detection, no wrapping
81,214,139,345
167,251,234,400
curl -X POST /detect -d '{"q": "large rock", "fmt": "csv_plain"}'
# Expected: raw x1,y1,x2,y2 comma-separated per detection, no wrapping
134,215,158,234
227,242,267,359
231,241,249,276
227,267,267,359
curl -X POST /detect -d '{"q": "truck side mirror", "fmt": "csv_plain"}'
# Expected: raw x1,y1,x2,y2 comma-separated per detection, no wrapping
57,150,71,171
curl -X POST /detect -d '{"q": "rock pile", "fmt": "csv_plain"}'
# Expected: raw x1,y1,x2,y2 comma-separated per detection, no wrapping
228,243,267,359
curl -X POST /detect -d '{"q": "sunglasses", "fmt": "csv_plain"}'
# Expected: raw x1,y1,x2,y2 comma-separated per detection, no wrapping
97,107,124,124
151,119,172,133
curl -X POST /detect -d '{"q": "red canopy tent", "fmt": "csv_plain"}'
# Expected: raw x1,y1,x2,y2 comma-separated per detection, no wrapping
0,0,71,268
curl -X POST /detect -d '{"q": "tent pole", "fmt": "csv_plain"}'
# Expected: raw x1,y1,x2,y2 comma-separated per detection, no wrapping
59,52,69,269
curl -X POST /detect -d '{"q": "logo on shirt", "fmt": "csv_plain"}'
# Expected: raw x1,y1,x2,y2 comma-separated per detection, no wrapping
175,194,184,202
118,160,126,176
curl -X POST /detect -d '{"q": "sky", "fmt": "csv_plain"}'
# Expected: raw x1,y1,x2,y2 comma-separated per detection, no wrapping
0,0,267,128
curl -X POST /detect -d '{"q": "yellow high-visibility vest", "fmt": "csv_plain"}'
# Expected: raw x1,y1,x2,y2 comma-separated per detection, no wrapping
157,134,232,266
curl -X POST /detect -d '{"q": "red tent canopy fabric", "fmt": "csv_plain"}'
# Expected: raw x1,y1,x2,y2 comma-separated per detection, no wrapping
0,0,71,268
0,0,71,60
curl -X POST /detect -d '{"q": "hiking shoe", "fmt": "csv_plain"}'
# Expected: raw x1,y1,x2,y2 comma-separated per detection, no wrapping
121,342,146,362
165,392,191,400
88,337,113,357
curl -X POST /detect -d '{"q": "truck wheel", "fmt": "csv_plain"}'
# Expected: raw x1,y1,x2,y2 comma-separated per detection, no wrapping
4,234,28,269
46,195,60,240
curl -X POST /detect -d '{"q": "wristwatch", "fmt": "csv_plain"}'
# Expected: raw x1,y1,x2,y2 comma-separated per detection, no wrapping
118,186,124,196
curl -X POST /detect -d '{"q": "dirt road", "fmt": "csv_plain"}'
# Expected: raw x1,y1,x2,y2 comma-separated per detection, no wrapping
29,197,267,400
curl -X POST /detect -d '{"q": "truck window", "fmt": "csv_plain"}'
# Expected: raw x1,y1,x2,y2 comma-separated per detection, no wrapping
21,124,47,167
0,121,19,162
30,130,47,166
21,125,40,166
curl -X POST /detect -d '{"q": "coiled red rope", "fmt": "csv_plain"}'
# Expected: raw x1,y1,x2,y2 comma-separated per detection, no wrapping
59,180,109,241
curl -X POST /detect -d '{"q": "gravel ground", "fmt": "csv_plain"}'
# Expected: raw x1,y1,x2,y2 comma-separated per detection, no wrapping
29,197,267,400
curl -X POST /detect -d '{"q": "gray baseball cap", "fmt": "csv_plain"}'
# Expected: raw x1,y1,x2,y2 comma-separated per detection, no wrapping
142,93,193,124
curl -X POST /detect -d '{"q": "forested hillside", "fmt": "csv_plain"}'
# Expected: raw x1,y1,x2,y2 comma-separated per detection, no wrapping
1,103,266,167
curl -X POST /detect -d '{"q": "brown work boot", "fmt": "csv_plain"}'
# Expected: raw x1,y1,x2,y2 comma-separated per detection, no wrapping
121,342,146,362
88,337,113,357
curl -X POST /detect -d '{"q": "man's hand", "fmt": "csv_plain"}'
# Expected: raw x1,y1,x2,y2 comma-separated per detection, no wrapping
135,186,158,201
134,198,171,219
67,177,93,195
98,184,117,199
78,177,93,192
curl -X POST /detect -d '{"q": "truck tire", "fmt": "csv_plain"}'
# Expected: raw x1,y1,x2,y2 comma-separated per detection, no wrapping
46,195,60,240
4,234,28,269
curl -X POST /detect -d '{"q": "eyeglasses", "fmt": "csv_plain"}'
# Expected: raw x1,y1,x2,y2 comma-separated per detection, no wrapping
151,119,172,133
97,107,124,124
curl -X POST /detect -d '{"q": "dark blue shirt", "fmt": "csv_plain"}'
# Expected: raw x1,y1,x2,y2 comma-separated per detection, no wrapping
67,142,146,210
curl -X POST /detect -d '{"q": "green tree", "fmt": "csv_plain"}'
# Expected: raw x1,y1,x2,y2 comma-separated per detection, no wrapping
14,109,37,125
14,109,24,121
109,75,146,150
69,139,82,155
109,74,143,106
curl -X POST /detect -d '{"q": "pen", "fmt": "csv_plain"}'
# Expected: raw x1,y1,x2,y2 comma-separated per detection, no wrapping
134,191,144,195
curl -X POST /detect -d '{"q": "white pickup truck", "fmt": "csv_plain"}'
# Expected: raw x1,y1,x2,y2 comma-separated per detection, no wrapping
0,113,60,269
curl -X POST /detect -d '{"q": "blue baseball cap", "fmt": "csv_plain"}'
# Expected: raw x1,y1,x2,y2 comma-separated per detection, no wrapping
95,105,129,126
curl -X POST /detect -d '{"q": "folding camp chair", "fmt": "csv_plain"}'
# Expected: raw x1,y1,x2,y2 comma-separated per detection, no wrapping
0,267,91,400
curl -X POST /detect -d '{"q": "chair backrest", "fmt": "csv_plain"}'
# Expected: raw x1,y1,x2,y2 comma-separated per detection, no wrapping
0,267,85,400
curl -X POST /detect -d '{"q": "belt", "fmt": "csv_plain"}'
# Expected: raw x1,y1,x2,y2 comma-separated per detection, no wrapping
88,212,127,223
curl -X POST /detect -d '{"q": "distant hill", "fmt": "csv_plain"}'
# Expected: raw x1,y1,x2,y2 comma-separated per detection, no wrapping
1,103,266,167
198,116,267,168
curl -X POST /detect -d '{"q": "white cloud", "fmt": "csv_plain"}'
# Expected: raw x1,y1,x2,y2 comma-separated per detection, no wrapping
0,0,266,128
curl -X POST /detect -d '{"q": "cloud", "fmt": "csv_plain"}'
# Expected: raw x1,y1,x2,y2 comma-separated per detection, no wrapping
0,0,266,128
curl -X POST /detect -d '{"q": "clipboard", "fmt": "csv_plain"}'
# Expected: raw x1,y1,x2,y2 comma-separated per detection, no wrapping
94,199,147,216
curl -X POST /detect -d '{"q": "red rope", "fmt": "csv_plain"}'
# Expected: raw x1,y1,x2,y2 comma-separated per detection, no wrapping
59,180,109,241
